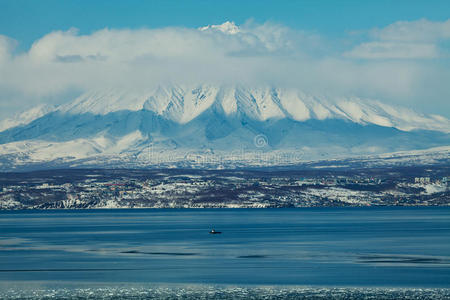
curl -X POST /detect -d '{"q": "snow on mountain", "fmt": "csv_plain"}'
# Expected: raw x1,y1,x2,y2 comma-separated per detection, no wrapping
0,84,448,170
0,130,145,162
49,84,450,132
59,89,151,115
199,21,240,35
0,104,55,132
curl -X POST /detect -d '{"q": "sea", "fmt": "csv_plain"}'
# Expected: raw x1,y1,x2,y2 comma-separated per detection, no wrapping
0,207,449,299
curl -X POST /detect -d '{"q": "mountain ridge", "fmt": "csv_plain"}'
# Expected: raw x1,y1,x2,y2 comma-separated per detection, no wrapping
0,84,448,170
3,84,449,132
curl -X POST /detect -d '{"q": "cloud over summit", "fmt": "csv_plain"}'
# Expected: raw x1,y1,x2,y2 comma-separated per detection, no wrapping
0,19,449,118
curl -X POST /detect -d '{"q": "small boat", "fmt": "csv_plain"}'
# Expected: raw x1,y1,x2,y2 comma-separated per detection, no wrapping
209,229,221,234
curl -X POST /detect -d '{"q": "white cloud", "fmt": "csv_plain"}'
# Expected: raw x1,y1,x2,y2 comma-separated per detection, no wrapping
372,19,450,42
0,22,318,97
345,42,439,59
346,19,450,59
0,35,16,64
0,20,449,118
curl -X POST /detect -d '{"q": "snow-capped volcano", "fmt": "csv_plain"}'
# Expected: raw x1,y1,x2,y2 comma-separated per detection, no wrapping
0,84,448,170
50,84,449,132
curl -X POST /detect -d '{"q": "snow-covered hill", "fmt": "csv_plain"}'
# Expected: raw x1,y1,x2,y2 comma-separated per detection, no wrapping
0,84,448,170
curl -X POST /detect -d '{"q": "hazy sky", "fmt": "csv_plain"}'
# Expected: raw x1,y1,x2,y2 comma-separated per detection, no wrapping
0,0,449,119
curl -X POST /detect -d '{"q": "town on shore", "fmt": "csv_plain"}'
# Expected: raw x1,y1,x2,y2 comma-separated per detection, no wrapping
1,165,448,209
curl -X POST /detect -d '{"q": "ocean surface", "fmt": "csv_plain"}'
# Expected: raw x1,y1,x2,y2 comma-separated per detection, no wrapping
0,207,449,299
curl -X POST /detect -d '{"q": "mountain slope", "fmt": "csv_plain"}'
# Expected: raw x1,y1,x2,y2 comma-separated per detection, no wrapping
0,84,448,170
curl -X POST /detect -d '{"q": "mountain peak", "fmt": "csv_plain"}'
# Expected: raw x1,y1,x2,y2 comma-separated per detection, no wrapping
199,21,240,35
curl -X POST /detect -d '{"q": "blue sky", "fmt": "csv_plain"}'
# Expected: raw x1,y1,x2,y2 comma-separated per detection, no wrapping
0,0,449,118
2,0,449,51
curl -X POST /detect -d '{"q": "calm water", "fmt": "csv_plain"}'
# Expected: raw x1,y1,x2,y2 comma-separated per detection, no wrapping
0,207,449,295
